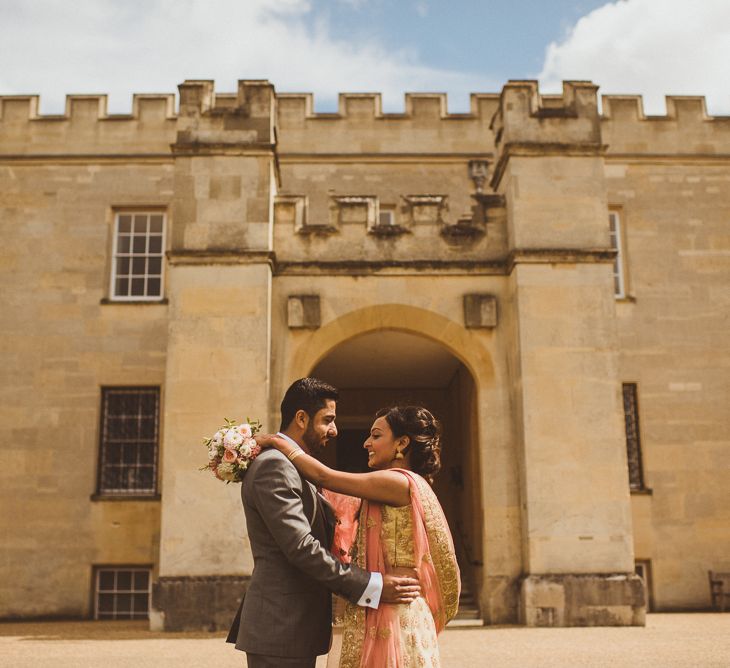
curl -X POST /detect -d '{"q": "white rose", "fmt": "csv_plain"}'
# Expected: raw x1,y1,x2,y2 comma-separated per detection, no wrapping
208,443,219,460
224,428,243,448
239,438,255,458
238,423,253,439
217,462,237,481
212,430,225,446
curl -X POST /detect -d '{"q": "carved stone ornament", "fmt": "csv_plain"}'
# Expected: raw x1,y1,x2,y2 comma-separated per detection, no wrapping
463,294,497,328
468,160,490,193
287,295,321,329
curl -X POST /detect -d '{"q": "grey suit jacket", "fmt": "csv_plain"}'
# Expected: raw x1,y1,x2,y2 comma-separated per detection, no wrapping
227,448,370,658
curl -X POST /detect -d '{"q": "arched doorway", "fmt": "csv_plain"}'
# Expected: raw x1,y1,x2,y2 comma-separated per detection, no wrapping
310,329,483,620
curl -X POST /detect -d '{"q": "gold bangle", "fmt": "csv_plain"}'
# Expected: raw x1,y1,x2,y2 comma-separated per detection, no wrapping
288,449,304,461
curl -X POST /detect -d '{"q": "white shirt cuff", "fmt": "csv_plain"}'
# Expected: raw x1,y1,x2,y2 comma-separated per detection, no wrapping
357,572,382,609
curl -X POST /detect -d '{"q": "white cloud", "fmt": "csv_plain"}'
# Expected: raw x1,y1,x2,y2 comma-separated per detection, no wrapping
538,0,730,114
0,0,496,114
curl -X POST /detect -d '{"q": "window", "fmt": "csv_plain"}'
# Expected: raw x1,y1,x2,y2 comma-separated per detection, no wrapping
111,211,165,300
378,209,395,227
94,567,151,620
608,211,626,298
97,387,160,496
622,383,645,491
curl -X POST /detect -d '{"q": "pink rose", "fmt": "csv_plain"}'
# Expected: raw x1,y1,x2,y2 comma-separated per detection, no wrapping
223,448,238,463
238,423,253,438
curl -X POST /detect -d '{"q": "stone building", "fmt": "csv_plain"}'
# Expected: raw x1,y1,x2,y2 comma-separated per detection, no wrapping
1,78,728,629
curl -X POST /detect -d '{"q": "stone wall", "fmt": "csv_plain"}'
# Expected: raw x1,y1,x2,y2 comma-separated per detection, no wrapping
0,158,170,616
1,77,728,624
608,158,730,609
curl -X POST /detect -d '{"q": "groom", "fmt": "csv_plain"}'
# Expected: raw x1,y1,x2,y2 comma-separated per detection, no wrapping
227,377,420,668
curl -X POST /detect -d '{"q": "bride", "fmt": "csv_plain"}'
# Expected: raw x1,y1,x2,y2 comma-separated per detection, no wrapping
256,405,460,668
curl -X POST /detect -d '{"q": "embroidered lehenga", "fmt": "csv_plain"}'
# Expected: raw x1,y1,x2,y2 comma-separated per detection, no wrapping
326,470,460,668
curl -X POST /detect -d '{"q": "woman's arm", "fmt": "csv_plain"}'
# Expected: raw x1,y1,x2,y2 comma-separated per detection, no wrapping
256,434,411,507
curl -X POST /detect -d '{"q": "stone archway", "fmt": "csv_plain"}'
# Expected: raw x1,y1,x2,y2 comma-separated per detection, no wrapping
308,327,484,622
278,303,522,623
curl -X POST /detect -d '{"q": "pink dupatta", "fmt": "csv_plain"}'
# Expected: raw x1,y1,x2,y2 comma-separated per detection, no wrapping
321,489,362,564
357,469,460,668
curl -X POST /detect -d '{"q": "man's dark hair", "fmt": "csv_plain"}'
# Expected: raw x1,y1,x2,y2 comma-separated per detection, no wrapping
279,377,339,431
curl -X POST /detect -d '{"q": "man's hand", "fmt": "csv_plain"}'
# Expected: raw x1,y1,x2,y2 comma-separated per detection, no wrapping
381,571,421,605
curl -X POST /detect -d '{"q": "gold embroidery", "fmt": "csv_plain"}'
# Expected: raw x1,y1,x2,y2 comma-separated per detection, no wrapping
338,513,367,668
412,474,460,624
337,481,456,667
367,625,392,639
381,504,417,568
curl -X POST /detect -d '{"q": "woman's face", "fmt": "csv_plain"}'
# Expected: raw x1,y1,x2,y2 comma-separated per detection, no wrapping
364,416,405,470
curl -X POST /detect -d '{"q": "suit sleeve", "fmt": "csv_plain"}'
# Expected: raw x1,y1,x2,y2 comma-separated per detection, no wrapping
250,455,370,603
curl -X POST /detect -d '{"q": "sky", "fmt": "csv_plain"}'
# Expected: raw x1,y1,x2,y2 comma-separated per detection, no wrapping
0,0,728,115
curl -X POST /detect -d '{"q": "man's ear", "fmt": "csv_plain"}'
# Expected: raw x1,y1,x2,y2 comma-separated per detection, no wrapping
294,409,309,430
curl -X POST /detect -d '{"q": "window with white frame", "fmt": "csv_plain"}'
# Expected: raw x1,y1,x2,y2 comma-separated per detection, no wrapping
97,387,160,496
94,567,151,619
608,211,626,298
111,212,165,300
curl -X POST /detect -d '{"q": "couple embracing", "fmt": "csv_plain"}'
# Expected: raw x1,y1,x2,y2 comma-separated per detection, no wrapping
227,377,460,667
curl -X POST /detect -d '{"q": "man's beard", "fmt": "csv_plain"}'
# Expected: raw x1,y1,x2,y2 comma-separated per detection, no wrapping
302,422,325,456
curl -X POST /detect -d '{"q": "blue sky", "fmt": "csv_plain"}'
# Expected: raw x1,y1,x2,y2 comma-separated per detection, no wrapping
303,0,608,83
0,0,728,114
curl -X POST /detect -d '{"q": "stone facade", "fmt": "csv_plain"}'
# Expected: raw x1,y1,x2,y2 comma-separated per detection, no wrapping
1,79,728,628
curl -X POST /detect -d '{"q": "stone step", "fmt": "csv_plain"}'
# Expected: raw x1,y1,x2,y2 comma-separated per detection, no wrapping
447,617,484,628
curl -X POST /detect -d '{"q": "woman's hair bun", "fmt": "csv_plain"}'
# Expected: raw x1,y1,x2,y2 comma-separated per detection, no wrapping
375,405,442,483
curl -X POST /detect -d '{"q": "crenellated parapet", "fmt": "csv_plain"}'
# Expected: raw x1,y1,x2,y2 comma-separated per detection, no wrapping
276,91,499,156
601,95,730,156
490,80,603,188
173,79,276,155
0,93,177,157
4,79,729,162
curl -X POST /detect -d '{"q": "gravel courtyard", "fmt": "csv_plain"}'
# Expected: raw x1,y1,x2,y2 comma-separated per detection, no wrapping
1,613,729,667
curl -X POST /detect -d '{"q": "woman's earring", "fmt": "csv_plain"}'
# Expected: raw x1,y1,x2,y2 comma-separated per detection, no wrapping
394,448,404,460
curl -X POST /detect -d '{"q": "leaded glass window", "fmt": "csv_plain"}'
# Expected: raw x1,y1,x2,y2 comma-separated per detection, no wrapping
97,387,160,495
95,567,151,619
622,383,645,490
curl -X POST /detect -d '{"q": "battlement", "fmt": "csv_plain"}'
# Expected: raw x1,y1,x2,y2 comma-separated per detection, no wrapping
2,79,729,159
0,93,177,156
174,80,276,150
490,80,603,152
601,94,730,155
276,92,499,155
276,91,499,120
0,93,176,122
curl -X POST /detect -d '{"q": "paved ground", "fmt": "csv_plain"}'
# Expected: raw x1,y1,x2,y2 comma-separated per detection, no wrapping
1,614,729,667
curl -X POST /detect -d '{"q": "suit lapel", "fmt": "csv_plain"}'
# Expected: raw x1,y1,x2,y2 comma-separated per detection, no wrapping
301,475,318,526
299,474,336,546
317,492,337,545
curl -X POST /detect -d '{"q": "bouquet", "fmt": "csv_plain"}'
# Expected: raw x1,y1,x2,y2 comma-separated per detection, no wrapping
201,418,262,483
